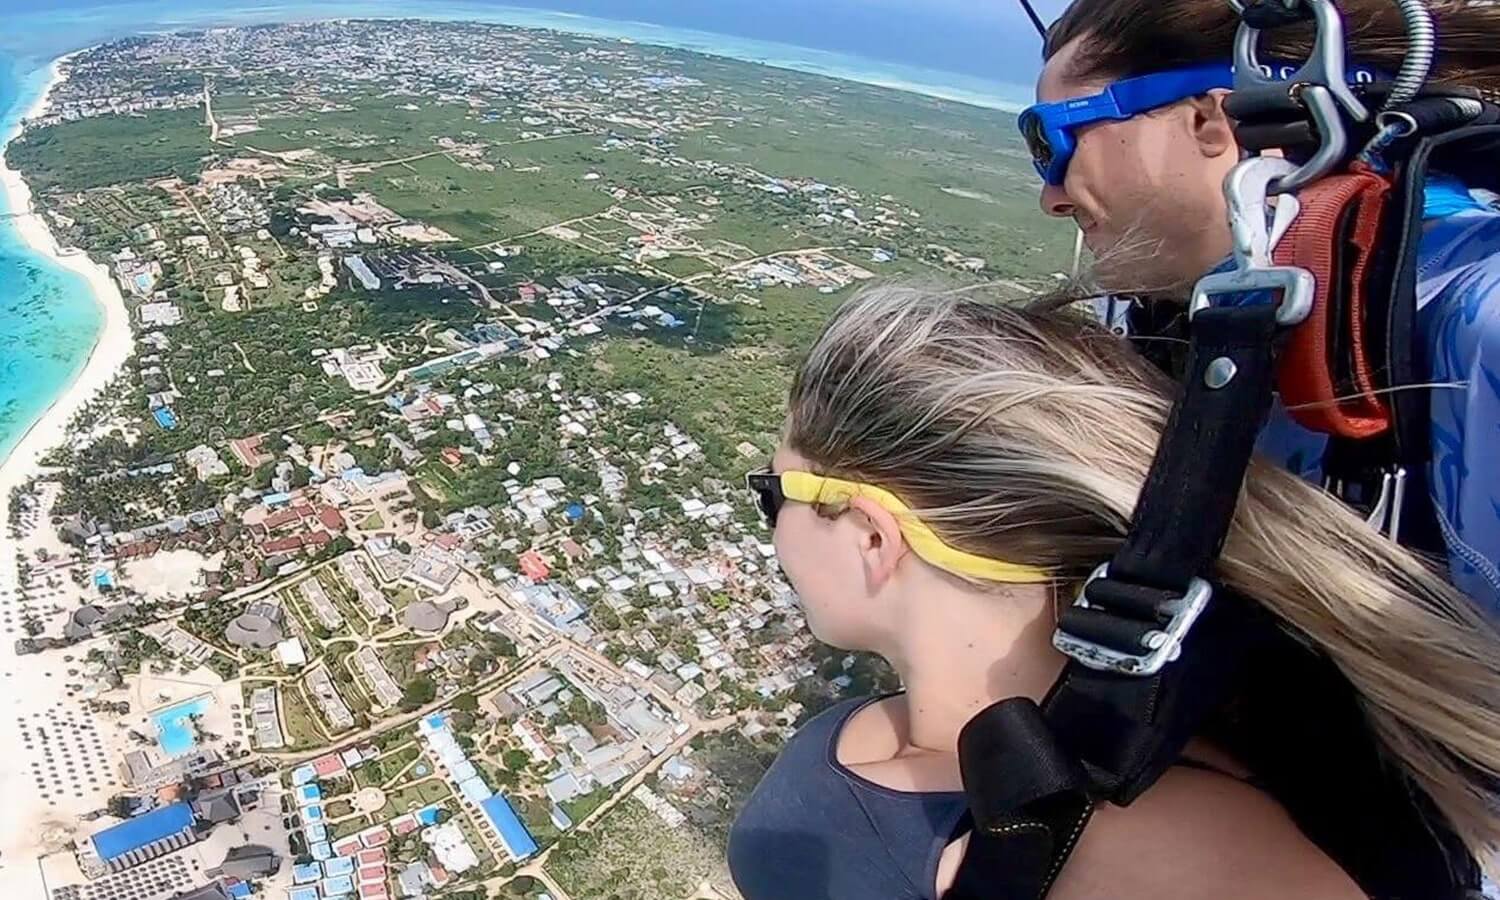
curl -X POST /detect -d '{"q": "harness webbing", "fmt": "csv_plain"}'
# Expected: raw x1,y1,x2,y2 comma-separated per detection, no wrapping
1274,167,1394,438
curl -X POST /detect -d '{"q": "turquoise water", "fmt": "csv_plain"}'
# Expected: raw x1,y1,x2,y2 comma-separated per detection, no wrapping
150,695,212,757
0,58,107,464
0,2,1034,465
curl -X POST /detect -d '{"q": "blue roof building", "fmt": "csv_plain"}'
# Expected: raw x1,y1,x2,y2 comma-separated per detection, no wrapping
293,861,322,884
480,794,539,862
90,802,196,873
152,407,179,430
324,857,355,877
289,888,319,900
458,776,492,805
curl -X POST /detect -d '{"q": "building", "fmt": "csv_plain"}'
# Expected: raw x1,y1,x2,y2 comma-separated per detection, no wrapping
305,667,355,732
355,646,402,709
250,687,284,750
277,637,307,668
518,549,550,582
403,599,456,634
88,802,198,874
479,795,539,863
344,256,381,290
515,583,584,629
170,886,232,900
301,577,345,631
338,553,393,619
121,748,222,790
224,601,283,650
208,843,280,881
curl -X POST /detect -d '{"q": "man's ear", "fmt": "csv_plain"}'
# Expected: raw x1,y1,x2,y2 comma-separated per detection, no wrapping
846,496,909,591
1187,90,1237,160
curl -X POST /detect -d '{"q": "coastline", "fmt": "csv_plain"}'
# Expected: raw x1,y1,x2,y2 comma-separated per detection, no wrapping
0,50,132,896
0,51,133,513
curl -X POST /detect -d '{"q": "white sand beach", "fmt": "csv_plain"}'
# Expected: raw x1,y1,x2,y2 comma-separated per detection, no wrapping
0,52,135,897
0,53,133,508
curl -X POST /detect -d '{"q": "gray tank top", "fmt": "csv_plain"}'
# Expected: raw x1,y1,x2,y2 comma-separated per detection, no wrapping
728,696,970,900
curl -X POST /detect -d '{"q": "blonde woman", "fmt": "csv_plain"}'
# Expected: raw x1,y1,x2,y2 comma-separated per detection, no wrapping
727,286,1498,900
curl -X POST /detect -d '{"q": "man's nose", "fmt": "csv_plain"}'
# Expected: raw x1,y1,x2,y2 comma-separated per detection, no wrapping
1041,182,1075,218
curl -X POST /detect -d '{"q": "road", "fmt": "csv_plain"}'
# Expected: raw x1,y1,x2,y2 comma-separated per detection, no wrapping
204,79,219,142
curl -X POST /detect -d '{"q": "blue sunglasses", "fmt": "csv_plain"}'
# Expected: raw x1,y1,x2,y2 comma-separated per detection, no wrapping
1019,64,1235,186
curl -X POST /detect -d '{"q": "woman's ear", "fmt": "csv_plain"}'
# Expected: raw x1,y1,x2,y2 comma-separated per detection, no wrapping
846,496,909,591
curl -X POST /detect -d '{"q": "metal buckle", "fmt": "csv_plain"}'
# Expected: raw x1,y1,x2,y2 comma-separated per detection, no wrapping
1232,0,1367,192
1052,564,1215,677
1189,157,1316,326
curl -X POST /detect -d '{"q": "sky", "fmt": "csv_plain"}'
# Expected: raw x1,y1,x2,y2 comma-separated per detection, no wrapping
0,0,1073,84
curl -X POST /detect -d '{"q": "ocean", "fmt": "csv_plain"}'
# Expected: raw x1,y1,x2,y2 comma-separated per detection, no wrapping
0,1,1040,464
0,59,106,463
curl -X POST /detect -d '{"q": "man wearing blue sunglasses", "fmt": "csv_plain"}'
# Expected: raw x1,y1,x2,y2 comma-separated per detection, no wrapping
1025,0,1500,624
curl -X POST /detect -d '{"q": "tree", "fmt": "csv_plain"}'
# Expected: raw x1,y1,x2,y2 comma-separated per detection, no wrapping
107,794,133,818
502,749,530,771
401,675,437,711
451,692,479,713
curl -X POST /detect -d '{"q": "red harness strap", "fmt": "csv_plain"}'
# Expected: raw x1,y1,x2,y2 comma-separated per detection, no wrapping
1273,165,1394,439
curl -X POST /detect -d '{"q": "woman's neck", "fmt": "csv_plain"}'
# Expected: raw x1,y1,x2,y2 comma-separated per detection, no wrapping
879,577,1067,755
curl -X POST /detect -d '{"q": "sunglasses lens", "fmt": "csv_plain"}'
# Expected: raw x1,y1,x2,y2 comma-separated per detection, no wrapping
757,488,779,527
1020,113,1058,180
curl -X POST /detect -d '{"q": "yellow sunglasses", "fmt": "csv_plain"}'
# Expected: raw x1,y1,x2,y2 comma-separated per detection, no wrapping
746,469,1051,584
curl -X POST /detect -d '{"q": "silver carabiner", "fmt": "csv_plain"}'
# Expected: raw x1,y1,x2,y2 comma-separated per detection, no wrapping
1233,0,1368,192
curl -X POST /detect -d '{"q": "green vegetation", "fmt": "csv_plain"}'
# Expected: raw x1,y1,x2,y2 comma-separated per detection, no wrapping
550,795,736,900
378,778,452,821
6,108,212,192
401,675,438,710
280,687,325,748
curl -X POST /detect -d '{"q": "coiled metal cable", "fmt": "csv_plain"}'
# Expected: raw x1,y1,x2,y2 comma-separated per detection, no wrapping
1385,0,1436,108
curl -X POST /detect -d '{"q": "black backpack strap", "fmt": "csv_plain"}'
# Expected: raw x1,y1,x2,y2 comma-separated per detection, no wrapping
945,305,1289,899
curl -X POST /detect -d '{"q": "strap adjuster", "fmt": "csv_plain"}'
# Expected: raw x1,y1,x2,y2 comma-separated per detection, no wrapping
1052,564,1214,677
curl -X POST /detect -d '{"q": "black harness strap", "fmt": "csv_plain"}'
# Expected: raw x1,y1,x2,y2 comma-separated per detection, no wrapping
946,305,1287,899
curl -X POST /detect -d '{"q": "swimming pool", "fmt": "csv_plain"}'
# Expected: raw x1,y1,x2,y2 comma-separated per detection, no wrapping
151,696,212,758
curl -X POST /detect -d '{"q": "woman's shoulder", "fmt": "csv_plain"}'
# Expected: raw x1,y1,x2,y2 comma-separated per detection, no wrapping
729,695,955,900
936,765,1367,900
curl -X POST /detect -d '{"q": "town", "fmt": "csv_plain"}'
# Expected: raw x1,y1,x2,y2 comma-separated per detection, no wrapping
2,17,1067,900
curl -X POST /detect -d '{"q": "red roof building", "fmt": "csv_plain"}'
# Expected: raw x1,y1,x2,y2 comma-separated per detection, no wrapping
319,507,346,531
440,448,464,469
518,549,550,583
333,835,363,857
261,535,305,555
263,508,302,531
357,848,387,866
312,753,346,778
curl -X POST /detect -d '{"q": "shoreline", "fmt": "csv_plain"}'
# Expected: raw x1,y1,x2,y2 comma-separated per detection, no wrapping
0,51,133,518
0,50,133,896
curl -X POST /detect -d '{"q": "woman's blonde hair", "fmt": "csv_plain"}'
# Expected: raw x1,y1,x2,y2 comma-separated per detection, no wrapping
785,284,1500,868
